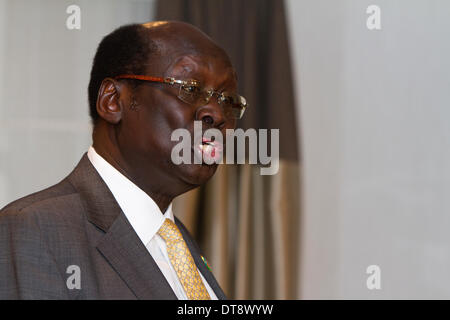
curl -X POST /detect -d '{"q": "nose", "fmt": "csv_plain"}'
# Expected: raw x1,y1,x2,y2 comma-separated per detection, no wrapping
195,98,229,130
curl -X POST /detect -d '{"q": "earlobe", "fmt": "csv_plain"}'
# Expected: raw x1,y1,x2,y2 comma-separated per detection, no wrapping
96,78,122,124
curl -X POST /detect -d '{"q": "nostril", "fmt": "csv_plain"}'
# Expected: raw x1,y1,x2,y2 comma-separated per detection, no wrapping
202,115,214,125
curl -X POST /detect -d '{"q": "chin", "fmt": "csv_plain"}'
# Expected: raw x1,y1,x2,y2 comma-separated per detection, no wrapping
177,162,219,188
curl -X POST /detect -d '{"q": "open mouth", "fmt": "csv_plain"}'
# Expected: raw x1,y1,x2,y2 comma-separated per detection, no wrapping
193,137,224,164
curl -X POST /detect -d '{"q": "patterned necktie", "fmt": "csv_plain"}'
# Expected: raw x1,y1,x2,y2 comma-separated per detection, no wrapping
157,218,211,300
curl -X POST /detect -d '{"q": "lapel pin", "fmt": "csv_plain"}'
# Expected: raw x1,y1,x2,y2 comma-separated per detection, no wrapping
201,255,212,272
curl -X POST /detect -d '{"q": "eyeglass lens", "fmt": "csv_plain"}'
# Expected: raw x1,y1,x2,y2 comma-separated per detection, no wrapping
178,84,246,119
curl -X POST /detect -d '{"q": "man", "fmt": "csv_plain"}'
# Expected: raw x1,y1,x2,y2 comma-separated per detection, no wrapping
0,21,247,299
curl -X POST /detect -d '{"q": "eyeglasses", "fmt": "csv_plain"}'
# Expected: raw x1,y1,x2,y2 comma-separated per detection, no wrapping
113,74,248,119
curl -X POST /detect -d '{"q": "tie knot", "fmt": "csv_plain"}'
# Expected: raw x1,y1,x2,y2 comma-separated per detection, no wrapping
157,218,183,242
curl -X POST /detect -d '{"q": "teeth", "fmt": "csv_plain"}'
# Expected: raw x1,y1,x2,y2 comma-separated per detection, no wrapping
196,142,223,163
198,144,208,153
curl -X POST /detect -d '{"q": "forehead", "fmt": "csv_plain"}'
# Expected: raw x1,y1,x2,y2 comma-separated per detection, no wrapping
165,54,237,88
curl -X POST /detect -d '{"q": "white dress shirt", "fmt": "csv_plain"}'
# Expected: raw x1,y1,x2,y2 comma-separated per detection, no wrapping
87,146,217,300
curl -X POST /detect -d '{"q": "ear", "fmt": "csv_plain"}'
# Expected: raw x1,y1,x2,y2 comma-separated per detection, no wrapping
96,78,123,124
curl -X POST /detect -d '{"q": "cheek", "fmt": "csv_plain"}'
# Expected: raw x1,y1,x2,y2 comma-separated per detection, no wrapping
134,97,195,155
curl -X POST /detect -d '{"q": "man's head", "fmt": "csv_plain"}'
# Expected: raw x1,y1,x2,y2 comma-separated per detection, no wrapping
88,21,240,208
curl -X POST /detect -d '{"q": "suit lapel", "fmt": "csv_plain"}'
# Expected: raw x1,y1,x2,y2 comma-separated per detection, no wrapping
67,153,176,299
96,213,176,299
175,217,227,300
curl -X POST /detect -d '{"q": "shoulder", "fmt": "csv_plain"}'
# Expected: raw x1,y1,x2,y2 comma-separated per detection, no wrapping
0,177,90,268
0,180,79,299
0,178,83,229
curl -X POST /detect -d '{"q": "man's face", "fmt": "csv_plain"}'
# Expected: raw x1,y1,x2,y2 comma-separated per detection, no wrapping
115,53,238,193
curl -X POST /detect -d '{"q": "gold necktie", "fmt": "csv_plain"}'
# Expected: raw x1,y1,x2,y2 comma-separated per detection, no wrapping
158,218,211,300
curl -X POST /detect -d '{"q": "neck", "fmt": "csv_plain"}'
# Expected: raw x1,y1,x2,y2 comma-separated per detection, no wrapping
92,123,174,213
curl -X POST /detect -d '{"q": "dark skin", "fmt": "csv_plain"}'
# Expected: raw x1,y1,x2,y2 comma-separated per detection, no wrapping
92,21,238,213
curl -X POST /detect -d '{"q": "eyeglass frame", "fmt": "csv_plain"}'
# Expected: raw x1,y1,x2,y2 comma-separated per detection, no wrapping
113,74,248,119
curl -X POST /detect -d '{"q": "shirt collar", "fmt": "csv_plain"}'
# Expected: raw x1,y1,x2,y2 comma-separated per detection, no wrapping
87,146,173,246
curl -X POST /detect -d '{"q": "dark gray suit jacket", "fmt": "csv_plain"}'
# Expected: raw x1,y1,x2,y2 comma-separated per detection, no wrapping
0,154,226,299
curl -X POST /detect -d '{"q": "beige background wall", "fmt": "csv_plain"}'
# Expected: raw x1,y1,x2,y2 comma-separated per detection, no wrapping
286,0,450,298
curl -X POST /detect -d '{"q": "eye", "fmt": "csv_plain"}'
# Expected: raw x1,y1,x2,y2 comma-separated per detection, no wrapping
202,115,214,125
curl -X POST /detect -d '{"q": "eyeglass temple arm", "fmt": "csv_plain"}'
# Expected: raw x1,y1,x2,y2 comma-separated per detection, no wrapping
113,74,188,85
